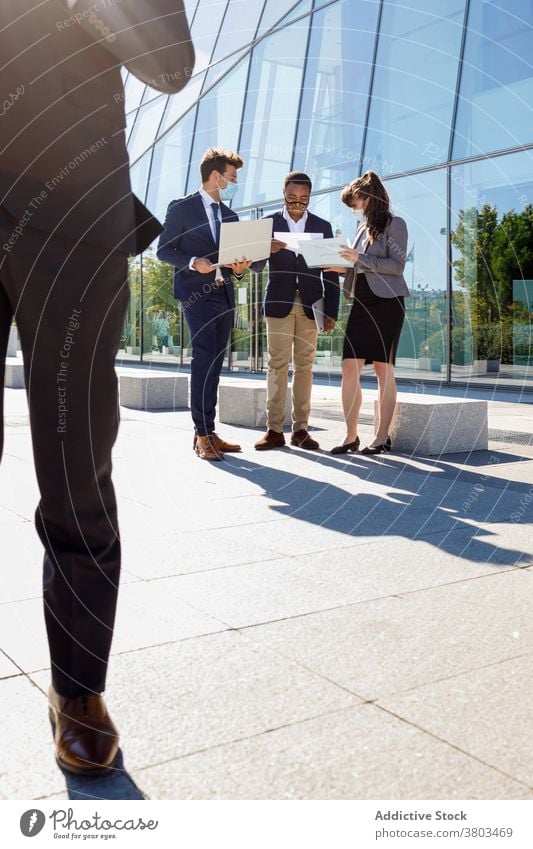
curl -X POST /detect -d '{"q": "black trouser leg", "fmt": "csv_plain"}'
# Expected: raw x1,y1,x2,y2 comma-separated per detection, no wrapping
1,221,129,697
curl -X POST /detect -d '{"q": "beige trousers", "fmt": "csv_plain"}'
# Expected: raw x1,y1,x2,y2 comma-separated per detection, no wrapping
266,293,318,432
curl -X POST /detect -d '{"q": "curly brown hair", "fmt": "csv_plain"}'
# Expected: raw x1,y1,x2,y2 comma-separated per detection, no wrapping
341,171,392,243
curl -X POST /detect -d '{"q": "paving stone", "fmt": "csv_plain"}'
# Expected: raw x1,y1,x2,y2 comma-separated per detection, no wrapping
121,529,279,580
246,570,533,699
0,522,43,603
159,530,521,629
0,454,39,520
0,677,64,799
0,650,20,679
132,703,532,800
378,654,533,788
33,632,360,773
112,580,225,653
0,598,49,673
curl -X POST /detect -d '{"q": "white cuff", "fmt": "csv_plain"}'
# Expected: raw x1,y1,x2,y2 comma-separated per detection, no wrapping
189,257,197,271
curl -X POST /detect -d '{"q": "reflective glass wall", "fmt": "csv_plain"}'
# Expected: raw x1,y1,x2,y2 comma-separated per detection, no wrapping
119,0,533,391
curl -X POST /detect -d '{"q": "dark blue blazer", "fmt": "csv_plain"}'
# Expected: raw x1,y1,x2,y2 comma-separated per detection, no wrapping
157,192,239,306
258,211,340,320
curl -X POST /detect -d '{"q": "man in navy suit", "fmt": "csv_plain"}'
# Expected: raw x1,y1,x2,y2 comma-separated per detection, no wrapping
254,172,340,450
157,148,251,460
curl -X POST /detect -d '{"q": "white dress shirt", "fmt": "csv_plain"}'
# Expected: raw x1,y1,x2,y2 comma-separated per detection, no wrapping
281,206,308,292
282,205,308,233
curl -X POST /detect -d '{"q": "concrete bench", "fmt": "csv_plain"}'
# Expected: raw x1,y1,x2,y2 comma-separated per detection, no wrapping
5,358,25,388
119,373,188,410
382,396,488,455
219,384,291,428
7,327,18,357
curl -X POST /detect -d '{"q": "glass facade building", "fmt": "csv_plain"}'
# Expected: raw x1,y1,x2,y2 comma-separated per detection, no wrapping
121,0,533,390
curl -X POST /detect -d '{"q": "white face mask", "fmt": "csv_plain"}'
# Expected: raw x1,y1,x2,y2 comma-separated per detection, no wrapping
352,210,364,226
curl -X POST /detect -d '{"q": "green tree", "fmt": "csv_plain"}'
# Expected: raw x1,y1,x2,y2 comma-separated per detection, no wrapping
490,205,533,313
450,203,499,324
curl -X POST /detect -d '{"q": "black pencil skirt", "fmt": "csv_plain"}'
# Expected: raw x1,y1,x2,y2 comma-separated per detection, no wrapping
342,273,405,365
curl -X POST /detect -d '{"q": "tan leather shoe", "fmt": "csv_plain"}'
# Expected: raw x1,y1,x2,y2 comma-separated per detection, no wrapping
211,432,241,452
254,430,286,450
48,686,119,775
195,434,224,460
290,429,319,450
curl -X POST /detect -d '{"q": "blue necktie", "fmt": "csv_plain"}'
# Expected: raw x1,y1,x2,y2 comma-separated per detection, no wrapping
211,202,221,245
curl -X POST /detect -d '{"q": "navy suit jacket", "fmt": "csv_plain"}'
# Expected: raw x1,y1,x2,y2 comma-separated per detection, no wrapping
157,192,239,307
258,211,340,320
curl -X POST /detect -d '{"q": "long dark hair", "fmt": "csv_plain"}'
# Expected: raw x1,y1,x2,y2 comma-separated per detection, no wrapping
341,171,392,243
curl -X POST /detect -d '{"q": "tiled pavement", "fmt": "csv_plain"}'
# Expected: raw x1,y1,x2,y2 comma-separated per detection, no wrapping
1,378,532,800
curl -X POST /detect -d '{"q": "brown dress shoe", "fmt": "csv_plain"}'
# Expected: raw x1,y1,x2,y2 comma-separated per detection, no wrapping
48,686,119,775
290,429,319,450
195,434,224,460
211,432,241,452
254,429,286,450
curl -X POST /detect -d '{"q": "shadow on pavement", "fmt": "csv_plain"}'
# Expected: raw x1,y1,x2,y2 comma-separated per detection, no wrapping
215,448,532,567
55,748,145,800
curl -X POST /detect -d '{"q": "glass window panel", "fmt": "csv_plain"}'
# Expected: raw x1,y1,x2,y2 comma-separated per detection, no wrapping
125,109,137,145
453,0,533,159
363,0,465,176
124,74,147,113
187,58,250,193
141,250,182,364
451,151,533,386
257,0,307,36
204,51,248,90
185,0,200,21
237,16,311,207
309,170,448,377
157,73,205,137
293,0,379,191
387,169,448,376
128,96,168,163
210,0,262,62
145,109,197,220
130,150,152,206
140,85,162,106
189,0,229,75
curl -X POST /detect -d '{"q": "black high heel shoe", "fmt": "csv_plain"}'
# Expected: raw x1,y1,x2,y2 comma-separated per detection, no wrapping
361,437,392,456
330,436,360,455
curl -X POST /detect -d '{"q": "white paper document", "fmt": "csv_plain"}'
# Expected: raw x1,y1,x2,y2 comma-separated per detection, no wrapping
296,237,353,268
273,231,323,254
218,219,273,264
311,297,327,332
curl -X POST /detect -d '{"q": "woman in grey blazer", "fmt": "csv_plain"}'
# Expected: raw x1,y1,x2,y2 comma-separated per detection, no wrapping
327,171,410,455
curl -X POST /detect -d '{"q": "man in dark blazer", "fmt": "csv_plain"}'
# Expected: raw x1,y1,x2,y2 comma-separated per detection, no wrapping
0,0,194,775
157,148,251,461
254,172,340,450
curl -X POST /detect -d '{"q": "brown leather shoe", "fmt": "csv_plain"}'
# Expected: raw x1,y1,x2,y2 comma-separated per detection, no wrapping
195,434,224,460
211,432,241,452
290,429,319,450
48,686,119,775
254,430,286,450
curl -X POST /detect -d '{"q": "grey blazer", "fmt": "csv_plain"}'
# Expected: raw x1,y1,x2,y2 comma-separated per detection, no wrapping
344,215,410,299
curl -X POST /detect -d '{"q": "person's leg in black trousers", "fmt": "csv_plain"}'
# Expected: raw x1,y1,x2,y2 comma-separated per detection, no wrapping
0,218,129,772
